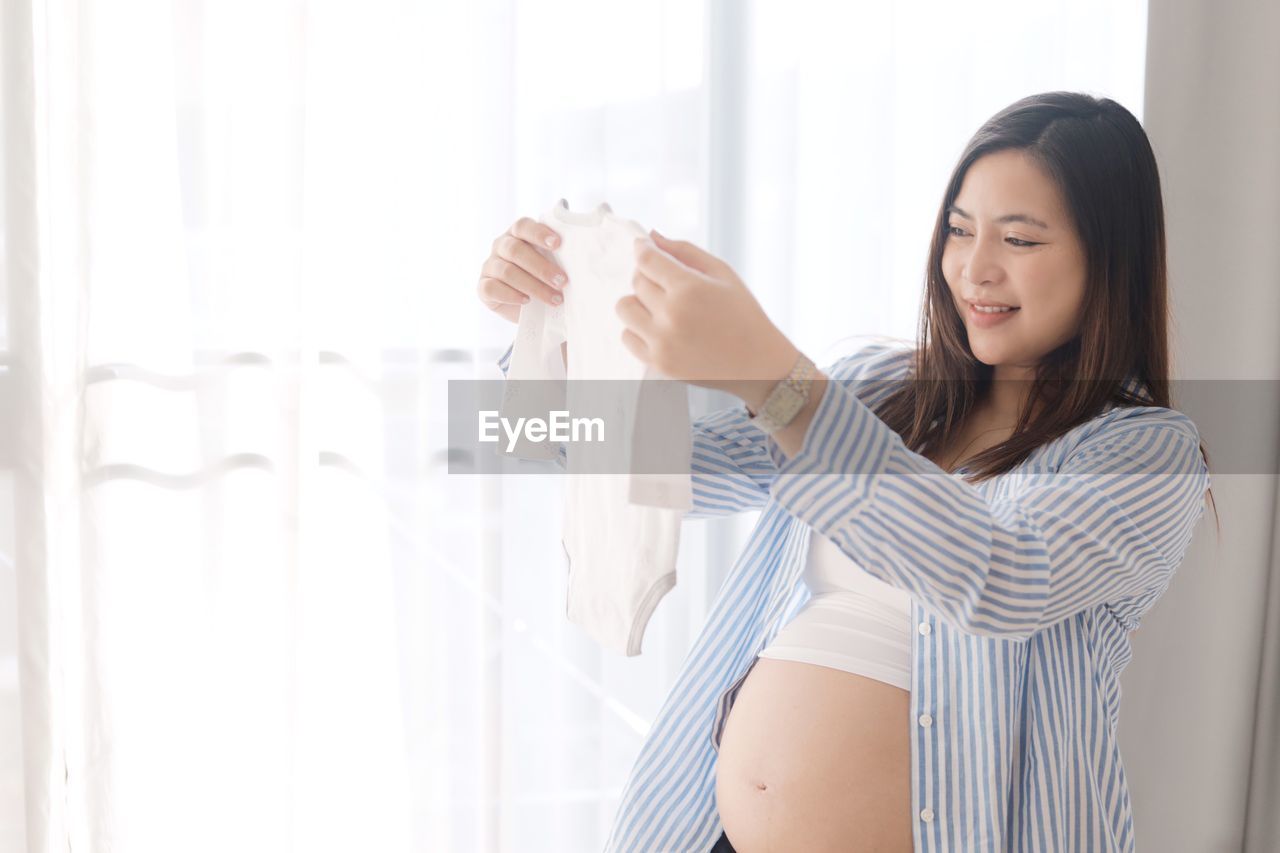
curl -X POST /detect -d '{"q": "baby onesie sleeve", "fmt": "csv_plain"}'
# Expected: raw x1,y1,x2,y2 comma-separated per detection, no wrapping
625,368,694,512
494,300,569,467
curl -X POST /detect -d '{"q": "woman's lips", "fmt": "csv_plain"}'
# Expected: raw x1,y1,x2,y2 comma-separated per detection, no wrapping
967,302,1021,328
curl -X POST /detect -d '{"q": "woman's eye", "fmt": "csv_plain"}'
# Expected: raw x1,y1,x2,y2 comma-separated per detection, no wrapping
944,225,1037,248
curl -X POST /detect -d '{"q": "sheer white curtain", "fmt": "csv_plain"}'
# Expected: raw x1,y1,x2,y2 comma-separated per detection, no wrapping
0,1,1147,852
3,2,720,851
6,1,426,851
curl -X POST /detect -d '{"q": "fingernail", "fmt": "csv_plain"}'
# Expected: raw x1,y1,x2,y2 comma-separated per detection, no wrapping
551,294,563,305
553,273,566,287
545,235,558,247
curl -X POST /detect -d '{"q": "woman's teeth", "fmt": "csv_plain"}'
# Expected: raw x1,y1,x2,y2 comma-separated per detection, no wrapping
973,305,1017,313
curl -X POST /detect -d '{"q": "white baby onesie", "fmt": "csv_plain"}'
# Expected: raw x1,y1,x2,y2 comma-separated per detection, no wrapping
497,198,692,656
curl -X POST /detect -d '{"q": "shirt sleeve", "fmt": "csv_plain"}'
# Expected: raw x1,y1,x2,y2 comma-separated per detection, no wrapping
764,359,1212,641
495,299,568,467
635,342,904,520
680,345,907,519
682,404,779,519
497,340,514,376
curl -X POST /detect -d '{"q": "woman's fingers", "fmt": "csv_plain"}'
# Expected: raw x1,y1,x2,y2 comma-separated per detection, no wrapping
476,217,569,324
500,219,569,294
482,250,563,307
619,328,651,365
615,293,658,341
476,277,523,324
631,270,666,309
477,275,528,305
634,235,705,291
511,216,563,253
489,301,522,325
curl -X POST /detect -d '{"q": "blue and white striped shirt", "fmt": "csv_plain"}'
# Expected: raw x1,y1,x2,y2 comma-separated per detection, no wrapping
496,339,1210,852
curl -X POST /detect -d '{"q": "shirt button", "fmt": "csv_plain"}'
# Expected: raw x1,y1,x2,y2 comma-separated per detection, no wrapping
918,622,931,635
920,808,934,823
918,713,933,727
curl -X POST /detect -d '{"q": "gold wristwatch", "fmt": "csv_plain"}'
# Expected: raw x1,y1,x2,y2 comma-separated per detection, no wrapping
746,352,817,434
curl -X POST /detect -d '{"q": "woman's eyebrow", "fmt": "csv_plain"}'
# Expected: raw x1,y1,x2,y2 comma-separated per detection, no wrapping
947,204,1050,230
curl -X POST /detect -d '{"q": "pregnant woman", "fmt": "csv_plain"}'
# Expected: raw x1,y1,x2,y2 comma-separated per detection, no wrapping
478,91,1218,852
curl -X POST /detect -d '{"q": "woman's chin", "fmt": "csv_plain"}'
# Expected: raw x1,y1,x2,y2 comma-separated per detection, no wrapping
966,340,1013,366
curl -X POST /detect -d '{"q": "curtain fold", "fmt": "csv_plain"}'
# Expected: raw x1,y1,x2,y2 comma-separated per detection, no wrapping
6,0,84,847
1251,496,1280,850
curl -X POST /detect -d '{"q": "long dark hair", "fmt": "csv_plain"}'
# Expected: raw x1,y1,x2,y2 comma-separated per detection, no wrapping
870,91,1220,540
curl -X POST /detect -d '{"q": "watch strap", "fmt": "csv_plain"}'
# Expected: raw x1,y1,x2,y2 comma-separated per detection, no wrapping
747,352,816,434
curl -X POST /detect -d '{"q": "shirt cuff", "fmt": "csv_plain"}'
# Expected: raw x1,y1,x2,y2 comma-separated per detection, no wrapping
497,340,515,376
766,376,897,519
706,404,776,455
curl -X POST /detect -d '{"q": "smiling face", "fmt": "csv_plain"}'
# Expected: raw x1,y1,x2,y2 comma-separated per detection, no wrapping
941,148,1088,383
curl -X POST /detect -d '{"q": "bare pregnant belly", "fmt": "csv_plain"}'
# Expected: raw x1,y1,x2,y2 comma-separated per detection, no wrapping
714,656,914,853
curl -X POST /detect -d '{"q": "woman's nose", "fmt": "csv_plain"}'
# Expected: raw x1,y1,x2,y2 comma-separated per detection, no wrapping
962,235,1005,285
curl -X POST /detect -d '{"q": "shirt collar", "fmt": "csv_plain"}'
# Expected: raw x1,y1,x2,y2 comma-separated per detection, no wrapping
1120,372,1154,404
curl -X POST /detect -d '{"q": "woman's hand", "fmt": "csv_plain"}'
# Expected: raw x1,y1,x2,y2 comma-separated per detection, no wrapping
616,230,802,409
477,217,570,324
